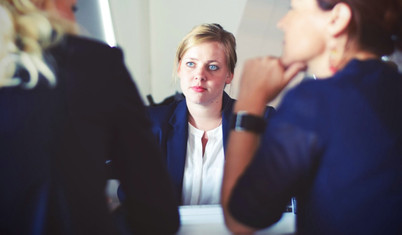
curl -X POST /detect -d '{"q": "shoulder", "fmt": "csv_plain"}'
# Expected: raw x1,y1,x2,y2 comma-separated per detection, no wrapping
282,76,333,106
147,99,184,125
48,35,130,82
277,80,324,118
64,35,118,53
148,103,176,118
49,35,124,63
48,35,141,105
222,92,236,112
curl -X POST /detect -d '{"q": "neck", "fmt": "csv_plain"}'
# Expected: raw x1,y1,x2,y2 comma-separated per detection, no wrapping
307,51,333,78
308,48,378,79
187,100,222,131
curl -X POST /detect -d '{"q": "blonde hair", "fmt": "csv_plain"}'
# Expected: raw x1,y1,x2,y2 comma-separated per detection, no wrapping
173,23,237,80
0,0,72,89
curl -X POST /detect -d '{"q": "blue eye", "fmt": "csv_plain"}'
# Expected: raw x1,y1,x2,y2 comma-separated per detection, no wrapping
186,62,195,67
209,65,219,71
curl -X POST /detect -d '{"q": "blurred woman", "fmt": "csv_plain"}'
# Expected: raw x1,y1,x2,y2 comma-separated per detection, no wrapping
0,0,179,234
222,0,402,234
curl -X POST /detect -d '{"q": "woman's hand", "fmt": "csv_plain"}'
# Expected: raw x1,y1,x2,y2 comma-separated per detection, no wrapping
236,56,305,115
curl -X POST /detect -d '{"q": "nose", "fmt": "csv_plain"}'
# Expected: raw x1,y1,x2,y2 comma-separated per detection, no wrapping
277,12,288,30
194,66,207,81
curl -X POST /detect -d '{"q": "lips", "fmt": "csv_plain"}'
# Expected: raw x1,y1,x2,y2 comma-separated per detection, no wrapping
191,86,207,92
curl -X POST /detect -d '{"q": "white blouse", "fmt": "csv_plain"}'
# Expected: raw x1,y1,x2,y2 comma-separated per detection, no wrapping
181,123,225,205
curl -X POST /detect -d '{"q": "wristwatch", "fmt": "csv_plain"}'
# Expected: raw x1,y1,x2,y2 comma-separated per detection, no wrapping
230,111,266,134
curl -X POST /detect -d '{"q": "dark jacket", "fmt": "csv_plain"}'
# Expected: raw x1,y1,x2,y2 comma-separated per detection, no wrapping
0,35,179,235
147,92,275,203
229,59,402,234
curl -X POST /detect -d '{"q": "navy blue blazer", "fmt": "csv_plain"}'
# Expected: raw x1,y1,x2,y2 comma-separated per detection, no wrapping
148,92,275,203
0,35,179,235
229,59,402,234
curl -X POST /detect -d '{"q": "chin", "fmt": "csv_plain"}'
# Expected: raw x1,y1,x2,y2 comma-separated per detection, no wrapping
280,53,308,69
186,96,203,105
279,56,293,68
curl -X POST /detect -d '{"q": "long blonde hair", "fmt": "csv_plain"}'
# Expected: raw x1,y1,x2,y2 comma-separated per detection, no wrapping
0,0,71,89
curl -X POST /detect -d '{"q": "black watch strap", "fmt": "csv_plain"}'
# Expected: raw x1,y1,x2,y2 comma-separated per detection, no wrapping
230,111,266,134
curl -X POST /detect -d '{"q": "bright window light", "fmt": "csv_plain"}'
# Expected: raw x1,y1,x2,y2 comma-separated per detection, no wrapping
99,0,116,47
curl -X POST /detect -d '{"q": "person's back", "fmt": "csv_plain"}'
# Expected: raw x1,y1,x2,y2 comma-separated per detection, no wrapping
278,59,402,234
221,0,402,234
0,63,67,235
0,1,179,234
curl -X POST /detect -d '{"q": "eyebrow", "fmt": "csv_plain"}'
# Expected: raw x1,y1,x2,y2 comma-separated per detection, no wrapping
184,57,222,63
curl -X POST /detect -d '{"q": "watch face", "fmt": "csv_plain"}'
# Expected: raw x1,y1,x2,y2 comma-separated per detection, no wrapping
231,112,266,134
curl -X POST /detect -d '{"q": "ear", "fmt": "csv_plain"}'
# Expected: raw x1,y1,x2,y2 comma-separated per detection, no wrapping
328,3,352,37
177,61,182,74
225,73,234,84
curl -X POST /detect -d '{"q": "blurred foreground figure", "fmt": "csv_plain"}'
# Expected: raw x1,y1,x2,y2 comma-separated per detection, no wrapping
222,0,402,234
0,0,179,234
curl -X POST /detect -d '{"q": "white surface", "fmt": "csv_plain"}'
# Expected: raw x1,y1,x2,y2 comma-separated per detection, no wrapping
177,205,296,235
105,179,120,211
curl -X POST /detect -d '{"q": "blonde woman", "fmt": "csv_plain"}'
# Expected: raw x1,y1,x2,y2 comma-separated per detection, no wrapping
145,24,275,205
0,1,179,234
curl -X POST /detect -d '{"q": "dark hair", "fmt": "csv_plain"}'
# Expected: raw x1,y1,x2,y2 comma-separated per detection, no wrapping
316,0,402,56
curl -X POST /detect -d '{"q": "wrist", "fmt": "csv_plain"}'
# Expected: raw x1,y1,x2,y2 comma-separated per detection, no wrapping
230,111,266,134
234,100,267,116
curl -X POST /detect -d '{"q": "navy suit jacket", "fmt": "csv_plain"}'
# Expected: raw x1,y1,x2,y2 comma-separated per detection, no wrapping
229,59,402,234
0,35,179,235
148,92,275,203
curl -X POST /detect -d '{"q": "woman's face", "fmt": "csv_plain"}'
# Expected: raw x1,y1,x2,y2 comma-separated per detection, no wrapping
277,0,330,67
178,41,233,106
54,0,77,21
33,0,77,21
